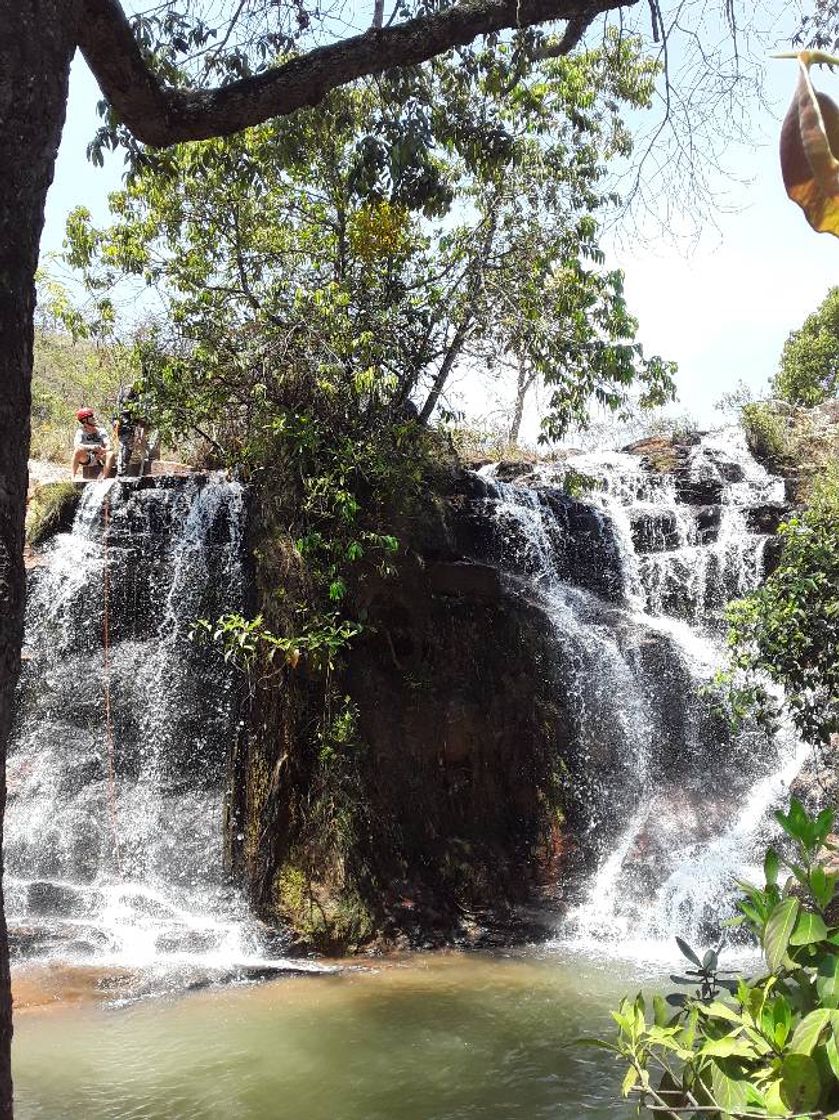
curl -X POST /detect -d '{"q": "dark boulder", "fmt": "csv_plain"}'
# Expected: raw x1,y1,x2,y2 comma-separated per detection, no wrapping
762,536,786,578
427,561,502,600
494,461,536,483
674,473,724,506
745,504,790,535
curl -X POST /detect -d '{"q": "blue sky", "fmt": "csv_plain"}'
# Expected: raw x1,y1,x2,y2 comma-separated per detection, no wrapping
41,24,839,432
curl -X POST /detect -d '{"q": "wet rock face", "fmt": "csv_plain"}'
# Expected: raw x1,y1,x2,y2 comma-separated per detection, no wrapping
630,508,681,553
693,505,721,544
745,504,790,534
674,472,724,506
445,482,625,605
240,427,799,951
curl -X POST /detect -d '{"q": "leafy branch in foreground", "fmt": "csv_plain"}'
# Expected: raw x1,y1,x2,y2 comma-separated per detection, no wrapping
190,611,361,678
590,799,839,1119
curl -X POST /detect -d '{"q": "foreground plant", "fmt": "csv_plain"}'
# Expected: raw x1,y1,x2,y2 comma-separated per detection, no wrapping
593,799,839,1118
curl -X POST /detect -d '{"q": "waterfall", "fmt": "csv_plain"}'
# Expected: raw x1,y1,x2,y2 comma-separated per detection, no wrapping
8,476,288,971
478,427,806,953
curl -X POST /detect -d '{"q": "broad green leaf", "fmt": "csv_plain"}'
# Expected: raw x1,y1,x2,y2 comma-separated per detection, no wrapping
710,1060,749,1114
764,898,800,971
790,910,829,946
826,1029,839,1080
702,1001,742,1024
772,995,793,1048
621,1065,638,1097
790,1007,831,1054
812,865,837,910
763,1079,787,1116
652,994,669,1028
817,955,839,1007
701,1034,753,1058
815,807,835,843
779,1053,821,1112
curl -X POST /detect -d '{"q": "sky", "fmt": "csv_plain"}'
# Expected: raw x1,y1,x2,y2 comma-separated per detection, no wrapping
40,8,839,435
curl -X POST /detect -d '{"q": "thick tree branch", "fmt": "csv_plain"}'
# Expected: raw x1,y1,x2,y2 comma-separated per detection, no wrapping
531,14,590,57
78,0,631,147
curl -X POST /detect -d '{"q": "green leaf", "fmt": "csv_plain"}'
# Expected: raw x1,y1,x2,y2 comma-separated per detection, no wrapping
790,910,829,946
817,955,839,1007
573,1037,618,1051
765,847,780,886
675,936,702,968
779,1053,821,1112
772,995,793,1048
653,994,669,1028
710,1060,749,1114
621,1065,638,1097
790,1007,831,1054
764,898,799,972
701,1034,756,1059
811,865,837,910
826,1027,839,1080
777,798,809,844
702,1001,743,1024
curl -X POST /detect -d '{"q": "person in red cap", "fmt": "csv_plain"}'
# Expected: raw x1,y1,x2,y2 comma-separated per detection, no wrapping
71,408,115,479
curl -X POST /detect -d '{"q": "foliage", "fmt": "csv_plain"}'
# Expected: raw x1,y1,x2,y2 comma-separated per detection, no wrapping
722,470,839,746
741,402,794,472
715,380,756,419
65,39,676,719
190,611,361,678
30,279,137,460
67,36,674,455
599,799,839,1119
774,287,839,406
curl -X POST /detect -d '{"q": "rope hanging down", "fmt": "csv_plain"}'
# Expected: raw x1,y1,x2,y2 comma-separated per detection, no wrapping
102,495,122,874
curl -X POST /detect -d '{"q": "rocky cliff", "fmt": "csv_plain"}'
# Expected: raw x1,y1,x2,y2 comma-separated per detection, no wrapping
227,471,579,952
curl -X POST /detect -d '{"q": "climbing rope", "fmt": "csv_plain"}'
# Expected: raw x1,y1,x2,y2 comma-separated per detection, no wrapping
102,495,122,874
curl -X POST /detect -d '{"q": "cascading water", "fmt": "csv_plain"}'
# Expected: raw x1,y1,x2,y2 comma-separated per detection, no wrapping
8,475,315,976
476,426,807,952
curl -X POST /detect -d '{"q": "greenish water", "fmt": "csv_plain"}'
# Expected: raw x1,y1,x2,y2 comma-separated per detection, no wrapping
13,950,665,1120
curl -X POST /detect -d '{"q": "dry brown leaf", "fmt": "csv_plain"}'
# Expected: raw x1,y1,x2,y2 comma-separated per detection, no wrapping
781,54,839,237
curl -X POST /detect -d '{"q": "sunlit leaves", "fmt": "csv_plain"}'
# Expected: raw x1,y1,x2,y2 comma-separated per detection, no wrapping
606,799,839,1120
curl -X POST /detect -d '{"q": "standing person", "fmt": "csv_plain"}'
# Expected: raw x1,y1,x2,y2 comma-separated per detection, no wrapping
71,408,115,478
114,383,156,476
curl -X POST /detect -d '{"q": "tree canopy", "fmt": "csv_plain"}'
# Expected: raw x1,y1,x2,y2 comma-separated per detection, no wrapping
63,32,674,453
773,287,839,406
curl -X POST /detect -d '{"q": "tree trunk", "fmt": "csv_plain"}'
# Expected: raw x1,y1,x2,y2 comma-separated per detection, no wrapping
509,363,537,446
0,5,77,1114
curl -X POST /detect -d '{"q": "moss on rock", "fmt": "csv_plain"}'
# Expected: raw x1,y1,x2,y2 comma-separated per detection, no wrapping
26,482,79,547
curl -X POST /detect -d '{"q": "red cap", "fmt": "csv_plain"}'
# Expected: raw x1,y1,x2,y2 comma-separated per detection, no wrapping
76,408,95,421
